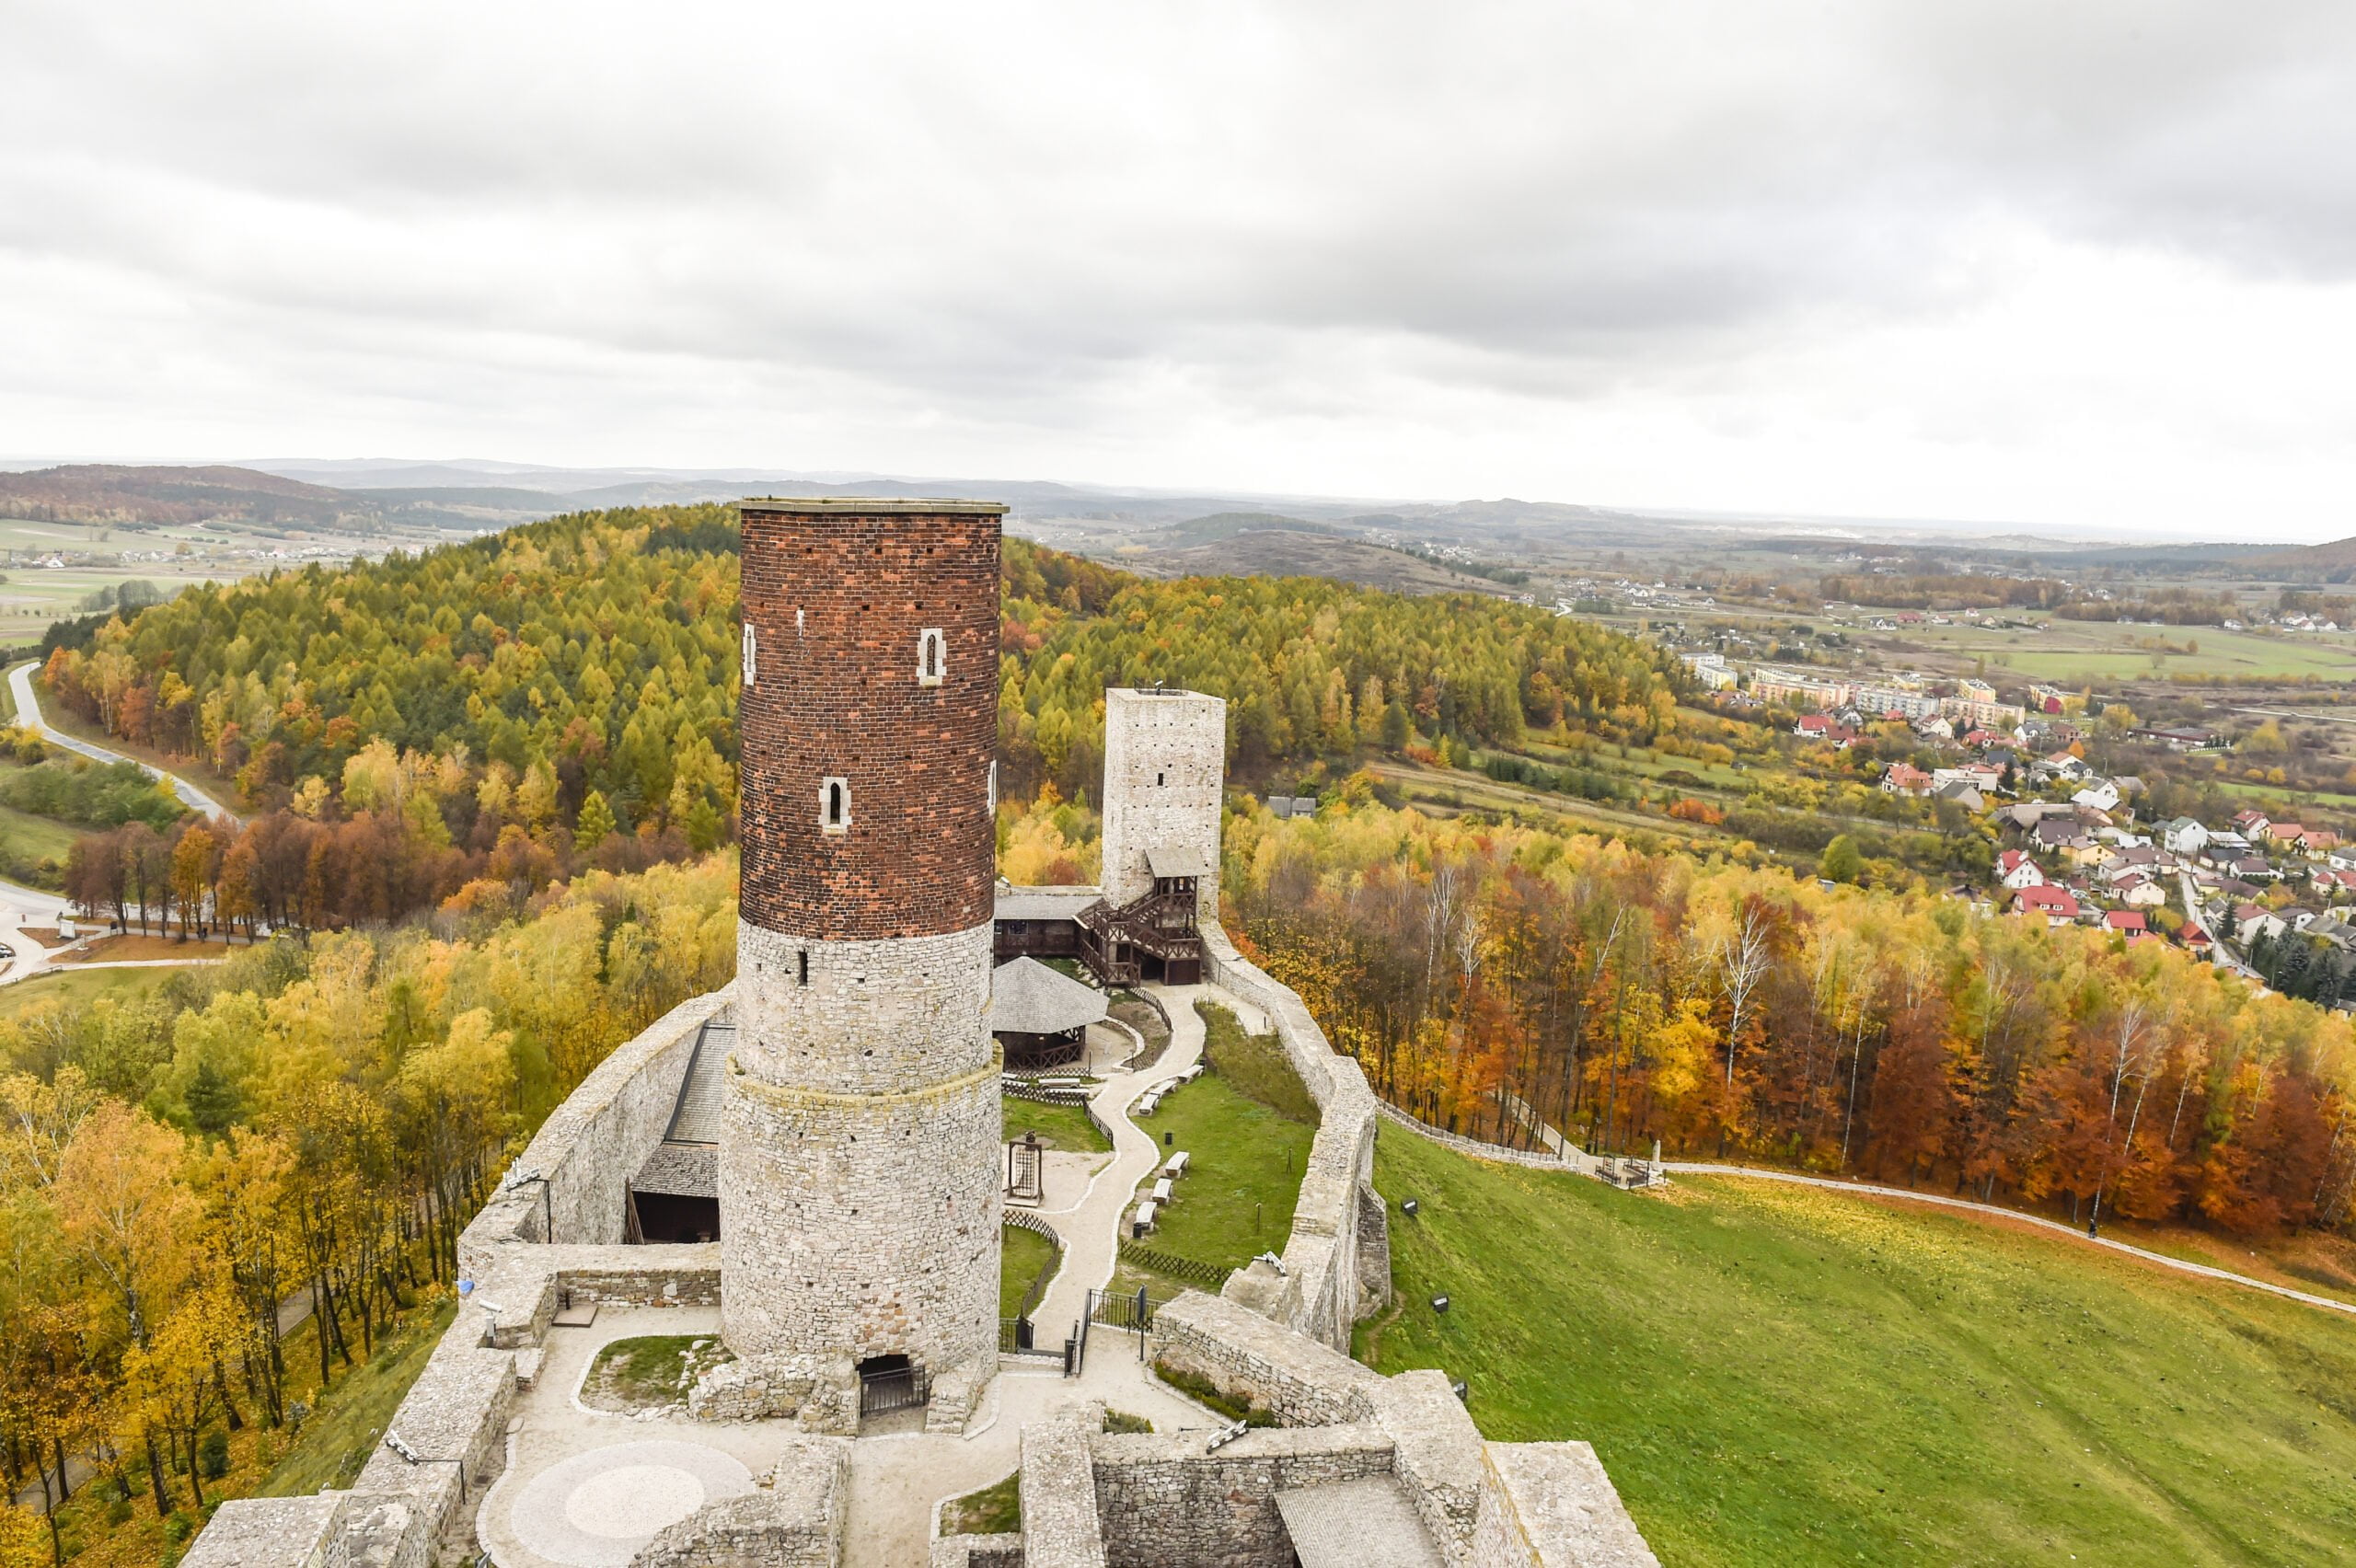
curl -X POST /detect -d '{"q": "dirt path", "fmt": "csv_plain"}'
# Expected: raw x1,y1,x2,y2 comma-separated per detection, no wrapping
1664,1163,2356,1320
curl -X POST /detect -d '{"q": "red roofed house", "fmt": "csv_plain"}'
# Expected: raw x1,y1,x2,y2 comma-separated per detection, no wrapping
1996,849,2045,891
2012,884,2082,926
2104,910,2153,943
1882,763,1934,797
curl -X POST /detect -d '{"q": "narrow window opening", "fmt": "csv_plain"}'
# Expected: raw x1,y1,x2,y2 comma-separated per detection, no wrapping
741,622,757,686
798,950,809,986
918,628,945,686
822,777,850,834
987,759,999,813
1156,770,1166,787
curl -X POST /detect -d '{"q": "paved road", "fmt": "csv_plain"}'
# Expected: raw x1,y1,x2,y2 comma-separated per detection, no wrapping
2178,870,2266,985
8,661,237,823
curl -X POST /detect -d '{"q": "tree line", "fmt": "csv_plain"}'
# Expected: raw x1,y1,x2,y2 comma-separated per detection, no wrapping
1230,789,2353,1239
0,856,734,1554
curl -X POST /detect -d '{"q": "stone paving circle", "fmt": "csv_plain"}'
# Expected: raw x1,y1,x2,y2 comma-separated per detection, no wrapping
505,1439,754,1567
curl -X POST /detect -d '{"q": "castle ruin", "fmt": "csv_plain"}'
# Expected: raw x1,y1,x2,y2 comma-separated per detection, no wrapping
182,500,1658,1568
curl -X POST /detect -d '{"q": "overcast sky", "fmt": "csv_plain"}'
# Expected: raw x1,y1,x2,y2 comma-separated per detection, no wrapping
7,2,2356,538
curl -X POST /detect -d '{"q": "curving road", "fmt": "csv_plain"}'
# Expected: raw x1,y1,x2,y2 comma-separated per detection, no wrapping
8,660,237,823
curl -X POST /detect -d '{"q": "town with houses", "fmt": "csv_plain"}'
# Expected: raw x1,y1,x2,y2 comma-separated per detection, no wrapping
1681,650,2356,1000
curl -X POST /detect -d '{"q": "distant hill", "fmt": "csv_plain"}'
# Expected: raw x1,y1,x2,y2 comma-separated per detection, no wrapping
2237,536,2356,578
1143,512,1337,548
0,463,576,536
0,463,355,526
1141,529,1520,598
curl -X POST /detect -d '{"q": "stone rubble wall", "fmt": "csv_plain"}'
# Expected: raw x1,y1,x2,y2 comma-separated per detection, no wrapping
1019,1403,1110,1568
1149,1291,1377,1428
179,1495,344,1568
633,1436,849,1568
1470,1443,1661,1568
1090,1424,1398,1568
929,1535,1026,1568
1196,919,1388,1349
1376,1101,1597,1175
459,987,734,1276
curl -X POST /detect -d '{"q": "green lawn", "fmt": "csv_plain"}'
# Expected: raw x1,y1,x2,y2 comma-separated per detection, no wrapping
0,963,175,1021
1363,1132,2356,1567
1885,621,2356,684
259,1297,458,1496
1002,1222,1059,1318
1003,1092,1113,1154
1114,1010,1317,1299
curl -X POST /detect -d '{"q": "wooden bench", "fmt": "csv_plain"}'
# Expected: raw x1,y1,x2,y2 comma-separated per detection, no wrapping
1131,1200,1158,1237
1151,1177,1174,1205
1162,1150,1190,1180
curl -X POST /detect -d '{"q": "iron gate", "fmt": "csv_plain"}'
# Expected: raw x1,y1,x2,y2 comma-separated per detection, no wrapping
857,1359,929,1419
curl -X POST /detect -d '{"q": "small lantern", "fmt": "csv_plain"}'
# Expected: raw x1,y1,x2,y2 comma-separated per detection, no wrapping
1402,1198,1420,1216
1451,1379,1469,1402
1431,1294,1450,1314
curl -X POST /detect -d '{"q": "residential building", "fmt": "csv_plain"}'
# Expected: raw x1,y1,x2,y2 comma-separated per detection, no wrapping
2013,885,2082,926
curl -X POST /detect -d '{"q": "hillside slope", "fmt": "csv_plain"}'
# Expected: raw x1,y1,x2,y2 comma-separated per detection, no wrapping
1367,1129,2356,1567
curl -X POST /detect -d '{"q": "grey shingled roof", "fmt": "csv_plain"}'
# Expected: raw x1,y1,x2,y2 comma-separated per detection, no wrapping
633,1141,717,1200
995,885,1103,922
991,956,1107,1036
664,1016,734,1145
1145,846,1206,880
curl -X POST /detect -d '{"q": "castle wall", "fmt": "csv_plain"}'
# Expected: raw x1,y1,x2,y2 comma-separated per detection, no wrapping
1196,918,1388,1350
1098,688,1226,910
1091,1425,1398,1568
457,987,728,1274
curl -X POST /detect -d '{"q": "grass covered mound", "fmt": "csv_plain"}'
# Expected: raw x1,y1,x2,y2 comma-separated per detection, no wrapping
1364,1129,2356,1567
260,1297,458,1497
1195,998,1319,1125
579,1334,734,1413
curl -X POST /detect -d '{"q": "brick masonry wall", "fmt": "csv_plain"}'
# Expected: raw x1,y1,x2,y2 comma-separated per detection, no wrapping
737,501,1002,942
1098,688,1227,911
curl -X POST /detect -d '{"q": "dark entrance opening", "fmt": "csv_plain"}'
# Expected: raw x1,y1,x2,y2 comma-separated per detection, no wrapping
857,1354,928,1420
631,1190,719,1243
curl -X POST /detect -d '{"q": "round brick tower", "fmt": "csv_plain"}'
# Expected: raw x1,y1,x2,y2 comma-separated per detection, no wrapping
720,497,1005,1433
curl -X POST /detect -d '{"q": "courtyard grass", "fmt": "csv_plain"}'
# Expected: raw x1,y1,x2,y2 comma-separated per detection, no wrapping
1001,1221,1059,1318
1113,1006,1317,1300
1362,1129,2356,1567
942,1470,1022,1535
1002,1092,1112,1154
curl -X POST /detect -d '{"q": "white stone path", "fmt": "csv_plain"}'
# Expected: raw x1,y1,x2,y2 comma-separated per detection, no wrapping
479,981,1276,1568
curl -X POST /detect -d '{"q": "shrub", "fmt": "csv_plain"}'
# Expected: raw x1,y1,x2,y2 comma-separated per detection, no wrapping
198,1428,230,1480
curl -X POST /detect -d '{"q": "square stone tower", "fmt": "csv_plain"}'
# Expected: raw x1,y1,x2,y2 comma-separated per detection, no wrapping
721,498,1004,1433
1097,686,1227,913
